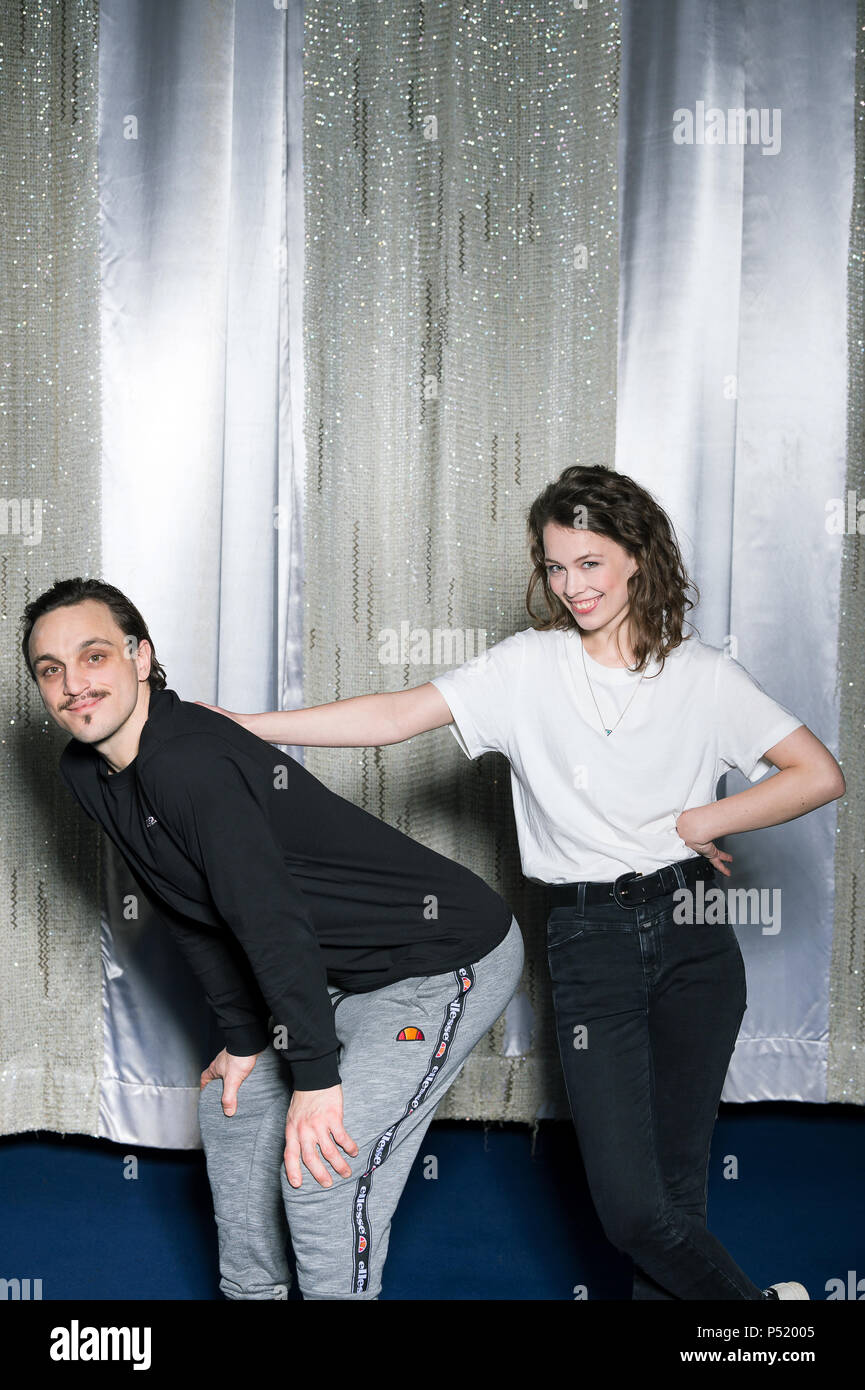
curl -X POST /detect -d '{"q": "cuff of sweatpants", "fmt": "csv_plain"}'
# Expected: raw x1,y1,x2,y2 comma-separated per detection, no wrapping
224,1020,271,1056
290,1051,341,1091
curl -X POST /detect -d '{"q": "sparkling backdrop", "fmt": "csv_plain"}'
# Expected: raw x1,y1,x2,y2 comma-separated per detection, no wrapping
303,0,621,1120
0,0,102,1135
828,0,865,1104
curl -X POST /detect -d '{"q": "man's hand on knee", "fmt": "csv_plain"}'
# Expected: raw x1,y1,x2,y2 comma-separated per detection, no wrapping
284,1084,359,1189
200,1047,262,1117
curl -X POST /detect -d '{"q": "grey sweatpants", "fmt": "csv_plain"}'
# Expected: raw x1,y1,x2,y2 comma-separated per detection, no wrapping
198,914,524,1300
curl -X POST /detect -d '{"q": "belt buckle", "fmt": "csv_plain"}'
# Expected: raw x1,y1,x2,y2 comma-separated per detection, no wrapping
612,870,642,907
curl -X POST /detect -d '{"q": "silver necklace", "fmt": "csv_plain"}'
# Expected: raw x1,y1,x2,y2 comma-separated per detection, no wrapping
579,633,646,736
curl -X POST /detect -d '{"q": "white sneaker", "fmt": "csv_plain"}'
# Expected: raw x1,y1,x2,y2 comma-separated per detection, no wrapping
763,1281,810,1300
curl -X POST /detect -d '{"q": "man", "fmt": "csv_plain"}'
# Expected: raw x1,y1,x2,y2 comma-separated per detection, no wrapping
22,577,524,1300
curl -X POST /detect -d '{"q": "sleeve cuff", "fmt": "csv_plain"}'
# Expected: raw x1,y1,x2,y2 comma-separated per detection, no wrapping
745,717,805,782
430,678,478,759
224,1020,271,1056
289,1050,341,1091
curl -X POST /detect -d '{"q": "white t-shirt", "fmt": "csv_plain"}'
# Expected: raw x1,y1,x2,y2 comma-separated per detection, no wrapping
430,627,804,884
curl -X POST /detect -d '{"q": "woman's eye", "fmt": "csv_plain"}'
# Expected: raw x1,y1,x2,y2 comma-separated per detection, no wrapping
545,561,599,573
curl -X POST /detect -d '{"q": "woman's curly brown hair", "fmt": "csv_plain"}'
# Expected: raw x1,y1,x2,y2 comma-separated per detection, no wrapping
525,465,700,676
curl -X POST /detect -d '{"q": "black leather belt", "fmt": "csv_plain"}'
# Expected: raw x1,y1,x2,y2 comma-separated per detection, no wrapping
546,855,715,910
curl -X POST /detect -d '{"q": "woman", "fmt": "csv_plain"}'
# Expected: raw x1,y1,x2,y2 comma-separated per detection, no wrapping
200,465,844,1300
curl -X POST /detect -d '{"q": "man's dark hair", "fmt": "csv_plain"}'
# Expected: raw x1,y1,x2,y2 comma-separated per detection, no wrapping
20,577,167,692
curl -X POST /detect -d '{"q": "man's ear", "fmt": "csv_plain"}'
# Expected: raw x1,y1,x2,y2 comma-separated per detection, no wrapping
123,633,152,683
137,637,154,683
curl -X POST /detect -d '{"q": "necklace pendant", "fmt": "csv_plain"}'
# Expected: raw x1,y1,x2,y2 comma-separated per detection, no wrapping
605,728,612,736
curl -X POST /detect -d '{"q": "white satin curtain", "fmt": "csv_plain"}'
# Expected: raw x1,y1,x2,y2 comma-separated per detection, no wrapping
95,0,855,1146
97,0,305,1143
616,0,855,1102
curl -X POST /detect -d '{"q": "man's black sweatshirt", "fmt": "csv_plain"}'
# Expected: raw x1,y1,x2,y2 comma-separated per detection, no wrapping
58,686,513,1090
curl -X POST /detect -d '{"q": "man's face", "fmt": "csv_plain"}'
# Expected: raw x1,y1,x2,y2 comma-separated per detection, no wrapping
29,598,150,744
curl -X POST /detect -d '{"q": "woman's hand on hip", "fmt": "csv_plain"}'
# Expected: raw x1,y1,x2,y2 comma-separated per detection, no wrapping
676,808,733,877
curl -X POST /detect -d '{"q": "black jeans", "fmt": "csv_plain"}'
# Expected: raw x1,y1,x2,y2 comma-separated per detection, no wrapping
546,869,764,1300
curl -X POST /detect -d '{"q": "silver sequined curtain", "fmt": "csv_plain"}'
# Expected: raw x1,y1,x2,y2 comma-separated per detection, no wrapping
303,0,621,1122
828,0,865,1104
0,1,103,1135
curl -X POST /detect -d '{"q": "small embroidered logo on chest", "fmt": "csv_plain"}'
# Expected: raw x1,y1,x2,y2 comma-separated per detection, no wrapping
144,815,158,829
396,1026,425,1041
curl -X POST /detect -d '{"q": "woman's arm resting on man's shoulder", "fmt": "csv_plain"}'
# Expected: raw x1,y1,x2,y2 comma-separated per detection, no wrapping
196,681,455,748
681,724,846,845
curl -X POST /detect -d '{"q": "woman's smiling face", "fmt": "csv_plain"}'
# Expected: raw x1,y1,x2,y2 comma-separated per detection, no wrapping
542,522,639,634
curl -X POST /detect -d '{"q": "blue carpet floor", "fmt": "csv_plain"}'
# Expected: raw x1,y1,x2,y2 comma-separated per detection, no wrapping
1,1103,862,1301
